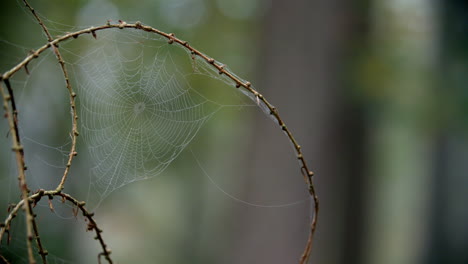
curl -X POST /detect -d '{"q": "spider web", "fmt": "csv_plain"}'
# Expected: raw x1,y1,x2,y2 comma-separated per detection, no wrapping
62,28,249,203
1,19,271,210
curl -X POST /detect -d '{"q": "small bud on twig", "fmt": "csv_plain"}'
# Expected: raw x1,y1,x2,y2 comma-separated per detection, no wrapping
118,20,126,29
24,63,30,75
168,33,175,44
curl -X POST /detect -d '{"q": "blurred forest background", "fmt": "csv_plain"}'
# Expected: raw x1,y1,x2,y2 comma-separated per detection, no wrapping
0,0,467,263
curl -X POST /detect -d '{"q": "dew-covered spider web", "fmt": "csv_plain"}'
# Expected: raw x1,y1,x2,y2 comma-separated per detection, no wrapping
75,41,217,200
0,19,299,213
59,28,257,205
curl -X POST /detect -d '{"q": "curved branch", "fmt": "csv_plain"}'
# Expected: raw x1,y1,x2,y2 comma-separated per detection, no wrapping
0,80,36,264
1,21,318,263
0,190,113,264
22,0,79,193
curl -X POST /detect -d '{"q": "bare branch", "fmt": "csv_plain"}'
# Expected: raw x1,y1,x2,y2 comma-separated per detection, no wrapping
0,191,113,264
58,193,112,264
0,80,36,264
1,19,318,263
21,0,53,42
22,0,79,193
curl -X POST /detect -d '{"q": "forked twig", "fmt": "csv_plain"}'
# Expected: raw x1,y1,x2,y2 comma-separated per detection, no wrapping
0,2,82,263
0,18,318,264
0,191,113,264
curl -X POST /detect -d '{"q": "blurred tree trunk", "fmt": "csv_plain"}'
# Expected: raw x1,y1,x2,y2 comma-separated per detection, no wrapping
360,1,439,264
231,1,366,263
425,1,468,263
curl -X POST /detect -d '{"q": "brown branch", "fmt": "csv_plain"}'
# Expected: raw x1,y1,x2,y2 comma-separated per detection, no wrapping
30,193,48,264
0,79,36,264
0,203,21,244
22,0,53,42
0,191,113,264
1,20,319,263
22,0,79,193
1,3,66,263
58,193,112,264
300,184,319,264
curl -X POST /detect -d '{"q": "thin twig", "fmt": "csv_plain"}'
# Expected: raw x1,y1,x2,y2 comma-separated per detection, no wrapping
30,193,49,264
22,0,79,193
1,21,319,263
0,80,36,264
15,2,61,263
21,0,53,41
58,193,112,264
0,191,113,264
0,202,21,245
